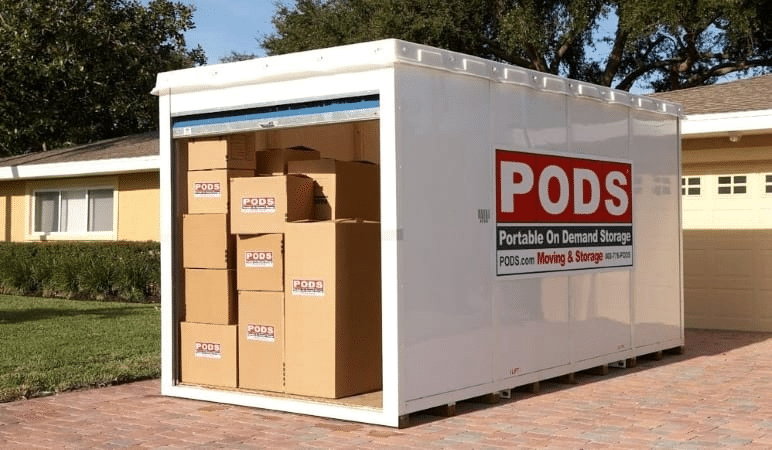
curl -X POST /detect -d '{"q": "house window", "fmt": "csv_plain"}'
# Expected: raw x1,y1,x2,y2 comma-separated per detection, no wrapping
681,177,701,196
33,188,114,234
717,175,747,195
766,174,772,194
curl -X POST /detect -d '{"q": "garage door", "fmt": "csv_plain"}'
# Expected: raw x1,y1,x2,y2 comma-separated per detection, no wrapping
682,170,772,331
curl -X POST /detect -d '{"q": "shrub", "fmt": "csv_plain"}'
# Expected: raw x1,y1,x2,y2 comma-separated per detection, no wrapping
0,241,160,303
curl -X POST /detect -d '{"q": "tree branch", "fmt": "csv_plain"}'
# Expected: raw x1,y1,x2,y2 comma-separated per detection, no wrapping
601,27,628,87
615,59,670,91
481,37,534,68
526,43,549,72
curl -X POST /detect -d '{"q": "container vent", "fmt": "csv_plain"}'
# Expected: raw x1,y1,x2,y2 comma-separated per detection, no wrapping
478,209,490,223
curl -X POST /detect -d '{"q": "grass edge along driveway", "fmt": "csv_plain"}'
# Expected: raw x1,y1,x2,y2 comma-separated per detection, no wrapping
0,294,160,402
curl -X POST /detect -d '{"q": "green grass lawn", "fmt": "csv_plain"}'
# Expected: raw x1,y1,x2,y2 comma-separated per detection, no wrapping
0,294,160,402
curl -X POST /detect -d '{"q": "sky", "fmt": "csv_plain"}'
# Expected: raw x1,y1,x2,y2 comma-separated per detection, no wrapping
180,1,279,64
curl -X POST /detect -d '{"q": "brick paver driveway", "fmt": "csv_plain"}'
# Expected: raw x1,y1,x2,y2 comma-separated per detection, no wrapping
2,329,772,449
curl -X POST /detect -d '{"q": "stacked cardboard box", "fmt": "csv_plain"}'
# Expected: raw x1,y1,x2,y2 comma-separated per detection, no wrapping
180,135,255,389
283,158,382,398
287,159,380,221
284,220,382,398
180,137,382,399
233,147,317,392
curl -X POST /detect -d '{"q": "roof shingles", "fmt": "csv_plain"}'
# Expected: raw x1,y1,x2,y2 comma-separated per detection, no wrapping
0,132,158,168
649,74,772,115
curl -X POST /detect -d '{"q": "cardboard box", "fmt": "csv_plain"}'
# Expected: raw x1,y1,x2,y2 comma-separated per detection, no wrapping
188,134,256,171
183,214,234,269
184,269,236,325
284,221,382,398
288,159,380,221
230,175,315,234
180,322,237,388
187,169,254,214
238,291,284,392
237,234,284,291
255,146,320,175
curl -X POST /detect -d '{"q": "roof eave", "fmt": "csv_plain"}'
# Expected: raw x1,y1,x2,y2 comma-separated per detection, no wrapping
681,108,772,137
0,155,160,181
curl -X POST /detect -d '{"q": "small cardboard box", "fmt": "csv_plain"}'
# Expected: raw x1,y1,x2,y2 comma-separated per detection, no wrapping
188,134,256,171
184,269,236,325
288,159,379,221
187,169,254,214
180,322,237,388
230,175,315,234
284,221,382,398
238,291,284,392
237,234,284,292
255,146,320,175
183,214,234,269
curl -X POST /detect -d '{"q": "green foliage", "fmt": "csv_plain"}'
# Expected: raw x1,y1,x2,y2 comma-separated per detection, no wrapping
261,0,772,91
0,0,205,156
0,241,160,303
219,51,259,63
264,0,497,62
0,295,160,402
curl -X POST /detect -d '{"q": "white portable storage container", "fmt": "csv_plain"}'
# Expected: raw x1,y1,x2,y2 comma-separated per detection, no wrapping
153,39,683,427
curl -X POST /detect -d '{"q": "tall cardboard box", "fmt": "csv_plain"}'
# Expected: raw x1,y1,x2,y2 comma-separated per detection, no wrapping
288,159,379,221
184,269,236,324
187,169,254,214
188,134,256,171
183,214,234,269
238,292,284,392
255,146,320,175
284,221,382,398
180,322,238,388
230,175,315,234
237,234,284,291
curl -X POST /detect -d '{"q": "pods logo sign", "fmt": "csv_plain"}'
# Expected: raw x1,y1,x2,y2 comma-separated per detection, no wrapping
496,150,632,223
495,149,634,276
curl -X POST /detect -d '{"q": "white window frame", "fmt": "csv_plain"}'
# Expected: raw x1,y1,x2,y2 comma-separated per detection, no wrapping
764,174,772,196
28,185,117,241
716,174,748,196
681,176,702,197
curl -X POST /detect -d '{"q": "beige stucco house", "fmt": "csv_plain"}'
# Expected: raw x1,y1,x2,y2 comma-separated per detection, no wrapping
2,75,770,331
652,75,772,332
0,132,160,242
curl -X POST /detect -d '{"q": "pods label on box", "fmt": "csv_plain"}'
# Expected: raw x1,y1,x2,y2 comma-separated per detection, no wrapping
246,324,276,342
292,279,325,297
194,342,222,359
241,197,276,214
193,182,221,198
244,251,274,268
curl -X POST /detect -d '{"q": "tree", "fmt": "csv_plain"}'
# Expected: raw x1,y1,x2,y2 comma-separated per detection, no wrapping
0,0,205,156
219,51,259,64
261,0,772,92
